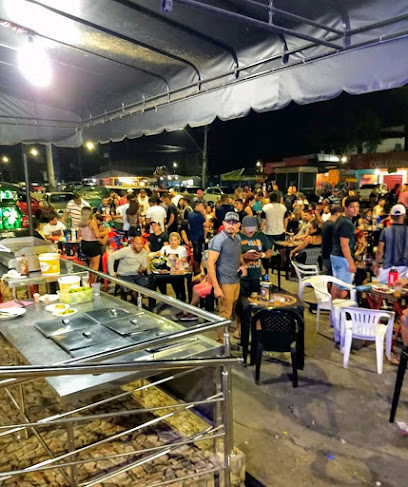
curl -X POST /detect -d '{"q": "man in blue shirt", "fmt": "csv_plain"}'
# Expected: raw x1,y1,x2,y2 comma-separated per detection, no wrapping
215,194,233,231
188,201,208,273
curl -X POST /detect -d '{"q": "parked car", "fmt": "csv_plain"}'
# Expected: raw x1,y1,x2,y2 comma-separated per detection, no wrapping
77,186,107,208
17,192,42,221
357,183,388,202
203,186,234,203
39,192,73,217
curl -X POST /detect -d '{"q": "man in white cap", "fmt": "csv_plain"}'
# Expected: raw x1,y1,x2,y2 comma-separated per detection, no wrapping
374,204,408,283
207,211,247,341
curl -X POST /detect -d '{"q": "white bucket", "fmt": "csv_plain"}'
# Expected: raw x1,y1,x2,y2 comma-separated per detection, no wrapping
38,253,61,276
58,275,81,292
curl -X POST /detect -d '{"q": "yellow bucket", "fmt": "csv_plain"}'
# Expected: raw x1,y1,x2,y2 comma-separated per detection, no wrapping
58,275,81,292
38,253,61,276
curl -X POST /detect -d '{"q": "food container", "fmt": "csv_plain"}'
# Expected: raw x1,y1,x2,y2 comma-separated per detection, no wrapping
57,288,93,305
38,253,61,276
58,275,81,292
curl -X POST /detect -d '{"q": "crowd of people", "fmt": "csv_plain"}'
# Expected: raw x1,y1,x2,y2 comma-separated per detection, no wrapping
34,182,408,345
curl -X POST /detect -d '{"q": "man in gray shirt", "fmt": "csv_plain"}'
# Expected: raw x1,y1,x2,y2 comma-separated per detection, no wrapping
207,212,247,341
108,236,149,291
374,204,408,283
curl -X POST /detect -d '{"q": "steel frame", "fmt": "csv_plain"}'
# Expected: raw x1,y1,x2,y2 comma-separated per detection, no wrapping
0,264,238,486
0,361,237,486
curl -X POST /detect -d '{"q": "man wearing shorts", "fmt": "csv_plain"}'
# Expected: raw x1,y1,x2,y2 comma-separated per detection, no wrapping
330,196,359,298
207,212,247,341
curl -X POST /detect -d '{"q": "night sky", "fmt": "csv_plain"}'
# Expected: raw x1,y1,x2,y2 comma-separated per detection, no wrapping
1,87,407,182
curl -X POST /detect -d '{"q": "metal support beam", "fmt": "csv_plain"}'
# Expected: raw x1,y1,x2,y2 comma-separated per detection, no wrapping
24,0,202,81
202,125,208,188
172,0,344,50
0,358,241,379
111,0,240,74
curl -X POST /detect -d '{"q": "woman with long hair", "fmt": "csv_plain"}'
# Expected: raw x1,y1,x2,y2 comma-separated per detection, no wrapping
289,219,322,262
126,199,141,237
78,207,110,283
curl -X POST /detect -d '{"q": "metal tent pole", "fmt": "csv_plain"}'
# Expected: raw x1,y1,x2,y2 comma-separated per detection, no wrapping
202,125,208,188
46,143,56,191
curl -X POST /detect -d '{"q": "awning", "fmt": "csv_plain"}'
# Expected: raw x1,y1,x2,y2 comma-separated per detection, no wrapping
0,0,407,147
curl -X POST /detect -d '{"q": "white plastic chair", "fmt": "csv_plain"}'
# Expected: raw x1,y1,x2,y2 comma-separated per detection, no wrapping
305,275,357,342
291,261,319,299
340,307,395,374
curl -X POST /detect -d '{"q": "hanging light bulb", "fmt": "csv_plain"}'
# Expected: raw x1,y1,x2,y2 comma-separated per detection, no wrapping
18,36,52,87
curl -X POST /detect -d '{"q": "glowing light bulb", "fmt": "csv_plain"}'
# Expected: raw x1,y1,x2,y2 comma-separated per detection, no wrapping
18,38,52,87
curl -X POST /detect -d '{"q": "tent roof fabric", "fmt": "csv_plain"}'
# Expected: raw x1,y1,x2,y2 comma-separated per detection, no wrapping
0,0,407,146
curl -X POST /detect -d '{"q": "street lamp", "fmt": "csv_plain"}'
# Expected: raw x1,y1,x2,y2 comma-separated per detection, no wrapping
85,141,95,151
2,156,9,163
30,148,38,157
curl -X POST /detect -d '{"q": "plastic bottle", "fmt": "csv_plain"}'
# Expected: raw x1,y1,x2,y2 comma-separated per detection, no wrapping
137,293,142,309
71,229,76,242
20,254,29,276
376,216,382,229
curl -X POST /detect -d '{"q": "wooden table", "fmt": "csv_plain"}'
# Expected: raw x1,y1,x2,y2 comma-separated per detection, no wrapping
241,291,304,365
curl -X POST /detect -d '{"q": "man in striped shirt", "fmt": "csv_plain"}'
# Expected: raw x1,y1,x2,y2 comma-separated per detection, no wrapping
62,192,90,229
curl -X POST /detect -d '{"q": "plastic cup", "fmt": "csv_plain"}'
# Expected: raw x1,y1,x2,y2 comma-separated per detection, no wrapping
91,282,101,297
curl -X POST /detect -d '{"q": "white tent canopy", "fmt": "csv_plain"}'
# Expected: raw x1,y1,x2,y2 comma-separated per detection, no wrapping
0,0,407,147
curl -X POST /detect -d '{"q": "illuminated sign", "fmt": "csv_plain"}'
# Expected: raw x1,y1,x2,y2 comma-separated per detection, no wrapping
0,189,15,201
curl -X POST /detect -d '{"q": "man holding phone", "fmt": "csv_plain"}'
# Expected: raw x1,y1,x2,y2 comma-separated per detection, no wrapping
235,216,272,343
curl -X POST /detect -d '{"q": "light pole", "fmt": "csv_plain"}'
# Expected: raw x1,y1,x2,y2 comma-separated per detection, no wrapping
182,126,208,188
256,160,263,174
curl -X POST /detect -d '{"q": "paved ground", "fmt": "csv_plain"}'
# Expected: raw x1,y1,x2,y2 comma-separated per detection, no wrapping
229,275,408,487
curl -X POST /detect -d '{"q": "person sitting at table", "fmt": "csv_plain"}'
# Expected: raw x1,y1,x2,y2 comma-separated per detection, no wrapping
42,214,66,240
157,232,189,301
372,197,387,221
160,232,188,265
289,219,322,262
354,229,369,285
32,217,46,240
293,209,314,240
78,207,110,283
144,221,168,257
108,236,149,297
374,204,408,283
173,261,213,322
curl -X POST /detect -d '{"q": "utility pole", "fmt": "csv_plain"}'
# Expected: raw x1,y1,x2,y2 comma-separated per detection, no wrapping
45,144,56,191
202,125,208,188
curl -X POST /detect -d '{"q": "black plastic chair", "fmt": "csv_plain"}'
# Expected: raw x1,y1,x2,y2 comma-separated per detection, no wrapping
251,308,305,388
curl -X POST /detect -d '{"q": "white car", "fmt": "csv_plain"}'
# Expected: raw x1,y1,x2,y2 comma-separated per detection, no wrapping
204,186,234,203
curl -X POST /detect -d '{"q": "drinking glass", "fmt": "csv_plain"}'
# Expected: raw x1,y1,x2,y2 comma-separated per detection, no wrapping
91,282,101,297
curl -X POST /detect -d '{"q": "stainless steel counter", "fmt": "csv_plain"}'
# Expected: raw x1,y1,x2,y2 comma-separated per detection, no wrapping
0,293,222,403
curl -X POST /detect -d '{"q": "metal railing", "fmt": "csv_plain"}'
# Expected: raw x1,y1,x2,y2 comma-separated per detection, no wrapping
0,262,240,486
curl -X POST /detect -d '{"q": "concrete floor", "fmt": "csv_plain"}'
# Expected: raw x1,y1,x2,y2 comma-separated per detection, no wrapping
229,276,408,487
